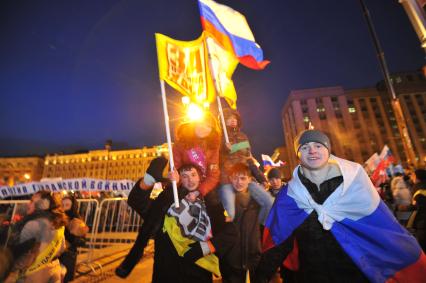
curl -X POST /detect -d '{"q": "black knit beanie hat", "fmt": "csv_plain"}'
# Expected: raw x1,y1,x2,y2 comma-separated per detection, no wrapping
294,130,331,154
267,168,282,180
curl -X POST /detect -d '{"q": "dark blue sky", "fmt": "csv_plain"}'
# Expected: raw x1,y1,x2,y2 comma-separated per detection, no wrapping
0,0,424,158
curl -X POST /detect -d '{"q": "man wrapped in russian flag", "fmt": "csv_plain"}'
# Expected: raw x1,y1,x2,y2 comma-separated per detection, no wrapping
255,130,426,283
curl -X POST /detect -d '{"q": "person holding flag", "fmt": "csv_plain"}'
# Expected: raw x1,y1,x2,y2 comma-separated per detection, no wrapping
117,158,237,282
116,115,223,278
255,130,426,283
172,112,222,197
218,108,273,224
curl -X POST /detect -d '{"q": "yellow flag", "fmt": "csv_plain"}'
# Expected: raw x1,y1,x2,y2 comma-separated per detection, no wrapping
205,34,239,109
155,32,215,104
163,215,221,276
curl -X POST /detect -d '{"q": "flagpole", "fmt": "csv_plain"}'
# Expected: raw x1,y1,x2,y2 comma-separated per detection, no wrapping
359,0,417,167
216,97,230,144
160,79,179,208
204,36,230,144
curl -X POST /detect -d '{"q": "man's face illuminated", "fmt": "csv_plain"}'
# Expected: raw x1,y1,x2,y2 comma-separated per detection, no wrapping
180,168,200,191
298,142,329,170
269,177,282,190
231,173,250,193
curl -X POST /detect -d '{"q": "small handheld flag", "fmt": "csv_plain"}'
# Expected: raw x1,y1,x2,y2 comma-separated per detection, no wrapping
262,154,285,169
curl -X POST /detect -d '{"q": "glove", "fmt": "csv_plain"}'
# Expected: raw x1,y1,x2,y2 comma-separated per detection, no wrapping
146,157,168,183
183,242,204,262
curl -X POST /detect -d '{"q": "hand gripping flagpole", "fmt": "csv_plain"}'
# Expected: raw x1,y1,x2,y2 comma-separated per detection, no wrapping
160,79,179,208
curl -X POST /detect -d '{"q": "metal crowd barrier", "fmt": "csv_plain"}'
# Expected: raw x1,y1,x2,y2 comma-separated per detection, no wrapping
82,197,143,276
0,200,29,247
0,197,143,278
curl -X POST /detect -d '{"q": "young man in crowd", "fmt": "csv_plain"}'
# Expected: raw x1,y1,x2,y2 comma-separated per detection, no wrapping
219,163,263,283
267,168,285,198
255,129,426,283
116,158,236,282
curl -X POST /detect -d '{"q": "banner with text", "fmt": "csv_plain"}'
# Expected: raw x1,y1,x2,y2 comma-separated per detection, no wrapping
0,178,135,199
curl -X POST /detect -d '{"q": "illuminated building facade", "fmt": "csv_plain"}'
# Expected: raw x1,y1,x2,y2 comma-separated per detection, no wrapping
0,157,44,186
42,144,169,181
282,70,426,171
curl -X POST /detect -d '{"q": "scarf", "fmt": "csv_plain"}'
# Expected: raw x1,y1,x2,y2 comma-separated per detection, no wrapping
167,197,211,241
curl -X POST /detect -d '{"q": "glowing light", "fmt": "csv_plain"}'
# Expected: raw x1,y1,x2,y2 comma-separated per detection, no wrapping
182,96,190,105
24,173,31,180
203,102,210,109
187,103,204,121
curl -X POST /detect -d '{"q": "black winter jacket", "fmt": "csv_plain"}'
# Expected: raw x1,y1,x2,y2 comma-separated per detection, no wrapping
220,191,262,278
125,180,238,282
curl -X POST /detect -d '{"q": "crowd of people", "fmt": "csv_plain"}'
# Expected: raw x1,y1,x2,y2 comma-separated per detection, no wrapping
0,192,88,283
115,111,425,283
376,168,426,251
1,109,425,283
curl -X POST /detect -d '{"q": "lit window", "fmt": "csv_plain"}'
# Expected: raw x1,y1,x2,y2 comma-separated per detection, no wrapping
349,107,356,113
303,116,309,122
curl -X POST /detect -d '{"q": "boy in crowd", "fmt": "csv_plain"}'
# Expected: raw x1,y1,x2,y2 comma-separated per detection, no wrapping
219,163,263,283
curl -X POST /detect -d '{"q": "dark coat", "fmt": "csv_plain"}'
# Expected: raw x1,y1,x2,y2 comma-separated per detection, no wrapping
412,182,426,251
220,191,262,283
123,179,237,282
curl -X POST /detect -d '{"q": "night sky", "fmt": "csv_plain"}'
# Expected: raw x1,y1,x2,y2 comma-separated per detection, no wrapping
0,0,424,159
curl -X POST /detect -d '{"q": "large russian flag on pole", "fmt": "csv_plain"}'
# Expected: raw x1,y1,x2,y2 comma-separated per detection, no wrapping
198,0,270,70
264,156,426,283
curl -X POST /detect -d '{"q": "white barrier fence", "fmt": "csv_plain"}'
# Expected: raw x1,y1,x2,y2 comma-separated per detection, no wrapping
0,197,142,277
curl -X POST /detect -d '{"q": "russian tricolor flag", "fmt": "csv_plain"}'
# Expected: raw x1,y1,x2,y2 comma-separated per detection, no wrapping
264,156,426,283
198,0,270,70
262,154,285,169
